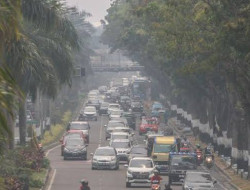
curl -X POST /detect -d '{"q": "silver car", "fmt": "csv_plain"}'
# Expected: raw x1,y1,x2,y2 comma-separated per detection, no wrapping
110,139,131,162
91,146,119,170
182,171,217,190
125,157,155,187
105,121,126,140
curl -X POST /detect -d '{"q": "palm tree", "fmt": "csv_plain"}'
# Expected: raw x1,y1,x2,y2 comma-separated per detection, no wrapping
3,0,79,145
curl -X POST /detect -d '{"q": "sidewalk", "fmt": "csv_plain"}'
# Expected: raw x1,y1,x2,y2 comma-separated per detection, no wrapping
169,118,250,190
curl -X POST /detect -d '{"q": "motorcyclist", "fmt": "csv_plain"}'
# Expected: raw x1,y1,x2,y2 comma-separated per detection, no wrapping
151,170,162,184
181,136,190,147
195,144,202,151
80,179,90,190
204,146,214,160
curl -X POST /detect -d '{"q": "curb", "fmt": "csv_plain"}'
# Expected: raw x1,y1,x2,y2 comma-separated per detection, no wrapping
40,167,51,190
168,117,242,190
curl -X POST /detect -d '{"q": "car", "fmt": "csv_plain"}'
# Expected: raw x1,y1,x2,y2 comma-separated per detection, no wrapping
113,126,132,134
110,117,128,127
128,144,148,162
91,146,119,170
63,138,88,160
110,139,131,162
88,91,99,99
168,153,197,186
60,132,83,156
125,157,155,187
182,171,217,190
82,106,97,121
105,121,126,140
109,109,123,120
86,99,101,111
69,121,90,143
98,86,108,94
139,117,159,135
110,132,130,141
99,102,109,115
122,112,136,129
131,101,143,113
107,103,120,114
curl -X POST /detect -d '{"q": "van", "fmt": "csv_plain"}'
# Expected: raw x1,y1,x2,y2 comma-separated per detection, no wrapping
151,136,177,174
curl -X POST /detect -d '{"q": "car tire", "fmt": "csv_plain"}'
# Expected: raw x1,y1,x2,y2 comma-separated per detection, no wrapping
63,156,67,160
115,164,119,170
91,166,95,170
126,182,131,188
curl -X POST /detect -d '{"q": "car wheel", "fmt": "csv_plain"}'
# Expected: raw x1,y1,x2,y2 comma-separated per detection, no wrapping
91,166,95,170
63,156,67,160
115,164,119,170
126,182,131,188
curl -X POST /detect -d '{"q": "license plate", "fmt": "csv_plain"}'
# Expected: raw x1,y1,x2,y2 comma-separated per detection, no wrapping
136,175,147,179
179,175,185,178
99,163,108,165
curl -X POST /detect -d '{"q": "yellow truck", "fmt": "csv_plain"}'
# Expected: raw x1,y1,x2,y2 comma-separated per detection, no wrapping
151,136,177,174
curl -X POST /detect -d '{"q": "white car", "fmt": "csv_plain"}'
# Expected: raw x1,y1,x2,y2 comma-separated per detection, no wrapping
82,106,97,121
91,146,119,170
110,132,130,141
110,139,131,162
125,157,155,187
109,109,123,120
108,103,121,114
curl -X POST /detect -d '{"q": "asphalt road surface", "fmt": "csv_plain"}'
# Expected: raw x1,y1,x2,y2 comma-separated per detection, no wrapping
46,115,229,190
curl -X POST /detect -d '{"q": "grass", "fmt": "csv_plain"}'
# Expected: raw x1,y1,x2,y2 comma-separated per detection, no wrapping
29,168,47,188
41,111,72,146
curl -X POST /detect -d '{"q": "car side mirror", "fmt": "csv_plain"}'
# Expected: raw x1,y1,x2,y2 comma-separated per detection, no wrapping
213,180,217,184
90,153,93,156
124,164,128,168
104,125,107,127
85,144,88,147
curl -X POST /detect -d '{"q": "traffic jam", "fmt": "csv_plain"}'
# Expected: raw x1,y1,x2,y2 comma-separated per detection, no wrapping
58,76,221,190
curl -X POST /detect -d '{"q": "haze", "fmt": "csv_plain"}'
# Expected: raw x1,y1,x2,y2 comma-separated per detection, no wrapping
66,0,111,26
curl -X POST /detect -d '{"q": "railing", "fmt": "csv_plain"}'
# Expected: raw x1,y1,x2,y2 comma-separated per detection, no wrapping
91,65,144,72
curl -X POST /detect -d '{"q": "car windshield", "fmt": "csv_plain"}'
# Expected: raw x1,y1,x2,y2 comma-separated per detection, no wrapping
109,105,119,109
112,134,128,139
66,139,83,146
70,123,89,130
108,122,125,128
101,102,109,107
130,147,147,155
111,141,130,148
147,120,156,125
91,100,99,104
111,110,122,115
95,148,115,156
85,107,96,112
171,156,196,170
130,159,153,168
153,144,173,153
186,173,212,183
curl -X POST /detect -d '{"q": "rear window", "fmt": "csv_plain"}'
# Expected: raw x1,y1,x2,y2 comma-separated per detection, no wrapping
70,123,89,130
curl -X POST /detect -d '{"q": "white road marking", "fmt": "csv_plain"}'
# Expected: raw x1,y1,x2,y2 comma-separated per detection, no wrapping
48,169,56,190
99,116,103,147
45,145,61,157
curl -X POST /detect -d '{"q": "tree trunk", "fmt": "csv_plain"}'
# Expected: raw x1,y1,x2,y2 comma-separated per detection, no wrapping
8,113,15,149
19,99,27,145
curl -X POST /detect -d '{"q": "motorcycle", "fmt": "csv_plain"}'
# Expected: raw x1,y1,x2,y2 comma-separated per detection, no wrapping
180,143,191,153
196,150,203,165
151,180,161,190
205,154,213,169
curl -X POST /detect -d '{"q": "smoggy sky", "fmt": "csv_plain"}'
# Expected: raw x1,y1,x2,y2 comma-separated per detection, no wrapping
65,0,112,26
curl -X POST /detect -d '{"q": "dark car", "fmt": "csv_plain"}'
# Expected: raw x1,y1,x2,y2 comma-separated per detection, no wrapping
122,112,136,129
168,153,197,186
63,138,88,160
86,99,101,111
131,101,143,113
128,144,147,162
99,102,109,115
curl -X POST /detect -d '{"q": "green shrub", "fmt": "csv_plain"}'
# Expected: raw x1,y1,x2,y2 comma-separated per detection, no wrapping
41,158,50,169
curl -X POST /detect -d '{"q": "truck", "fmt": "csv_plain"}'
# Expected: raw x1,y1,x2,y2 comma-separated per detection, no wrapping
151,136,177,174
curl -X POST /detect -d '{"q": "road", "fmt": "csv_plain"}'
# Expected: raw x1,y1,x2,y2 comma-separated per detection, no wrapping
46,115,228,190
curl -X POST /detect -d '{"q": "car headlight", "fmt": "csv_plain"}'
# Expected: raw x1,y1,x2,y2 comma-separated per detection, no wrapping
93,158,98,162
111,157,116,161
127,170,132,175
64,148,70,152
80,147,87,152
184,185,193,190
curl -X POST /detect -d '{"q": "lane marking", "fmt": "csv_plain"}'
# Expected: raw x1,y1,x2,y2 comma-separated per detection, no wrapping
99,116,103,147
45,145,60,157
48,169,56,190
